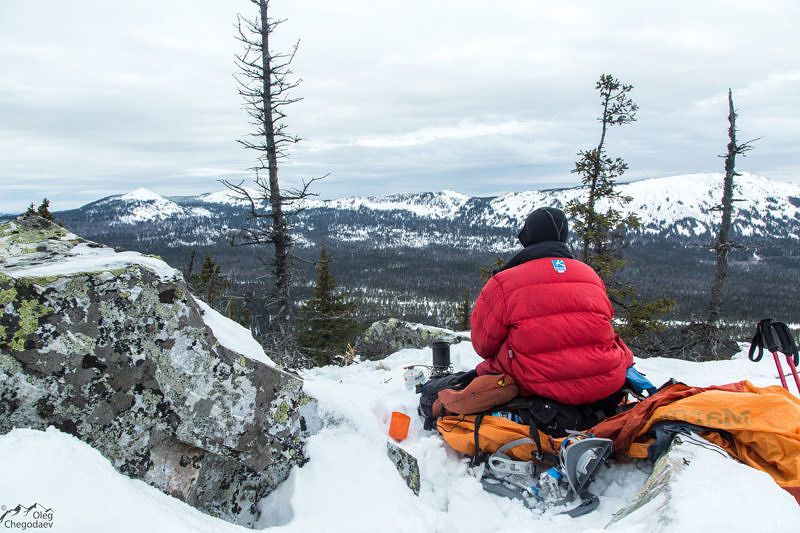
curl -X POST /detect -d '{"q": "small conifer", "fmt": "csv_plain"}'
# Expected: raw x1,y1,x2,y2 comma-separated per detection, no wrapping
25,199,55,222
188,253,250,326
567,74,674,339
455,288,472,331
298,246,361,366
189,254,231,308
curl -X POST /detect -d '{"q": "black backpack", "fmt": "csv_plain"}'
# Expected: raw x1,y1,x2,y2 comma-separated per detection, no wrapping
492,389,625,438
419,370,624,437
418,370,477,430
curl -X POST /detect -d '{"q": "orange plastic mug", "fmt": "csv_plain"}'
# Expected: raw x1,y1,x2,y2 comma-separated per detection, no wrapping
388,411,411,441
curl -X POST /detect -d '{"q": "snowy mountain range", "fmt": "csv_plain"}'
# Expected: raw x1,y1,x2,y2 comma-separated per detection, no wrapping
25,172,800,324
59,172,800,248
305,172,799,243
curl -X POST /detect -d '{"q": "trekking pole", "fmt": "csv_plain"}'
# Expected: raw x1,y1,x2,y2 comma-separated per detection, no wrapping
771,321,800,394
749,319,788,391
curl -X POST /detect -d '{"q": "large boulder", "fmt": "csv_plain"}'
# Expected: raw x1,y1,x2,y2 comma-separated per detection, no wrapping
354,318,468,360
0,215,313,528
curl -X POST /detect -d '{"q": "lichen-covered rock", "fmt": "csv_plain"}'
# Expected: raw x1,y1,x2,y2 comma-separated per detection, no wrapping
0,214,314,528
386,441,420,496
354,318,468,360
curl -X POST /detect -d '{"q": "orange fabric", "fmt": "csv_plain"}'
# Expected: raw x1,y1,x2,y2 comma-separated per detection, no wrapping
438,381,800,504
588,381,748,452
437,374,519,416
590,381,800,503
437,415,560,459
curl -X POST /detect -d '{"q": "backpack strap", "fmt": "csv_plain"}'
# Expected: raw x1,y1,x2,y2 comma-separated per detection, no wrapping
469,414,486,467
470,413,542,466
527,418,544,461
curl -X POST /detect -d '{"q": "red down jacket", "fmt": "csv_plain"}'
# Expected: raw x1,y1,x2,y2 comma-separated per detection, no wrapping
470,257,633,405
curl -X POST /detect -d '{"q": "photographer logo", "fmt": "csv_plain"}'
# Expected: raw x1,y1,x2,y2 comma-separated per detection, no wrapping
1,503,55,530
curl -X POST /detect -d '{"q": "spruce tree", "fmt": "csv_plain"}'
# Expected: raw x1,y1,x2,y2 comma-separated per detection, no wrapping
25,199,55,222
298,247,360,366
188,253,250,326
478,256,505,283
567,74,639,279
567,74,674,339
189,254,231,308
455,288,472,331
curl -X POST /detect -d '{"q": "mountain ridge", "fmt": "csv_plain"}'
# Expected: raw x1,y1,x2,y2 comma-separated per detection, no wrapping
8,172,799,327
77,171,800,242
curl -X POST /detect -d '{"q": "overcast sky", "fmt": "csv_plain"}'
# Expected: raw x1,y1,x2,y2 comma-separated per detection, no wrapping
1,0,799,213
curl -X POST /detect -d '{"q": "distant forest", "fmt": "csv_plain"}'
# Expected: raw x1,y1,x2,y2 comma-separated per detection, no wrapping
0,190,782,338
54,209,799,333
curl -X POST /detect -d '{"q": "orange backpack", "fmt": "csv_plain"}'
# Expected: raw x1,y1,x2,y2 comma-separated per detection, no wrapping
437,414,560,461
438,380,800,504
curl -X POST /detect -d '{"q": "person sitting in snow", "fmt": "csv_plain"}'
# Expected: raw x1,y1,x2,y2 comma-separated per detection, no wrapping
470,207,633,406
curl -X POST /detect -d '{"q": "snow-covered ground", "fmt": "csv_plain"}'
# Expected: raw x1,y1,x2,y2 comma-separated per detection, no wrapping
3,342,800,532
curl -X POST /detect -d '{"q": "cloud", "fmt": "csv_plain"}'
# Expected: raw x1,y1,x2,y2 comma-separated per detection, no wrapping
1,0,799,212
304,118,551,150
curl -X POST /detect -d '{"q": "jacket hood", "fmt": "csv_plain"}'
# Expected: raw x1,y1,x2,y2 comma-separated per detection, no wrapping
517,207,569,246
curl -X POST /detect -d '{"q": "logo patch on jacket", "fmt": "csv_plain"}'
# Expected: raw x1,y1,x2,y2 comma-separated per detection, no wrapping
552,259,567,273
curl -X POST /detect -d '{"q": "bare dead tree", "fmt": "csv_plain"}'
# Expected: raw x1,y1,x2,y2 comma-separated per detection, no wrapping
221,0,323,368
707,90,755,325
701,89,756,358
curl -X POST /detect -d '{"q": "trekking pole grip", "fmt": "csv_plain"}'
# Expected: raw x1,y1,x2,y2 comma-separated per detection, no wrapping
759,319,780,353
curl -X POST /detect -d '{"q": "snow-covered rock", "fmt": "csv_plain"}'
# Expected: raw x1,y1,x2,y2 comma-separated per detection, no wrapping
354,318,468,360
0,214,313,527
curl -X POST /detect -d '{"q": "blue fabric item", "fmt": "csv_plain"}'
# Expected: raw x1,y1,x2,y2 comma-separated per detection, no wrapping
626,366,657,396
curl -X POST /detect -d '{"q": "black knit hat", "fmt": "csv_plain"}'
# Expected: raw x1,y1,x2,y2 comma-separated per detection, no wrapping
517,207,569,246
